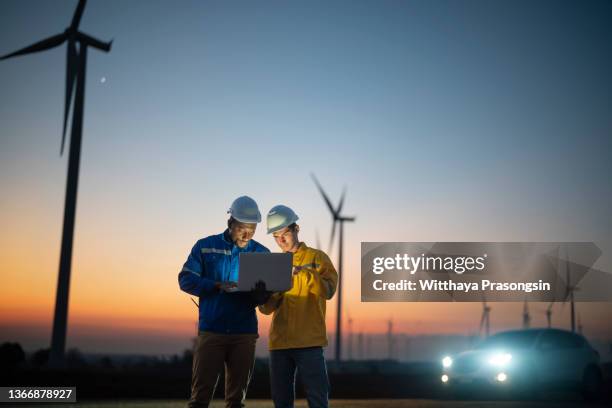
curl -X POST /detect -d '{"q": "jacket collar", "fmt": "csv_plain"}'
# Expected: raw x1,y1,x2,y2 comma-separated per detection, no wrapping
222,229,233,244
295,242,307,254
292,242,307,263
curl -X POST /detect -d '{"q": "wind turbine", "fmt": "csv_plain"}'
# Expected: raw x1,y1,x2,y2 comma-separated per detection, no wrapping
545,302,554,328
522,300,531,329
561,246,578,332
542,245,566,330
311,174,355,363
1,0,112,366
479,300,491,338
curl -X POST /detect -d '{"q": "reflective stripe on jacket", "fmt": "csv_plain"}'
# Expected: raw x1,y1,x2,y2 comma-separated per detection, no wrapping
259,242,338,350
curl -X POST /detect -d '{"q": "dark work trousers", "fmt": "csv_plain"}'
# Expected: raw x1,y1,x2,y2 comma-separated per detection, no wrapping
188,331,258,408
269,346,329,408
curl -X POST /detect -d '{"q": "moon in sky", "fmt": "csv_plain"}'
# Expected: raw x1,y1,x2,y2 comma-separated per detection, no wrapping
100,77,107,84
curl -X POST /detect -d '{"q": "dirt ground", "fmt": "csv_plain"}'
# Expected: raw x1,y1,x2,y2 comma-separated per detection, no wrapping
34,399,611,408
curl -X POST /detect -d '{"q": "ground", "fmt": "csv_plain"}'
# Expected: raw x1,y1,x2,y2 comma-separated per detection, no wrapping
36,399,610,408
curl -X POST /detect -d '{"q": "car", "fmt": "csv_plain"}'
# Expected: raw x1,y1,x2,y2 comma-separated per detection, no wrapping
440,328,603,400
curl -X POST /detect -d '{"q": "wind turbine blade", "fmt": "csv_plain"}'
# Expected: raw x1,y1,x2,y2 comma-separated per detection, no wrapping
337,186,346,214
311,173,336,216
328,220,337,254
479,311,486,332
0,33,66,60
77,32,112,52
61,41,78,155
70,0,87,30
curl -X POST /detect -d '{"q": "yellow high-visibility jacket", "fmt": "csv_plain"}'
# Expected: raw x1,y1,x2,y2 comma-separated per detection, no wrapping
259,242,338,350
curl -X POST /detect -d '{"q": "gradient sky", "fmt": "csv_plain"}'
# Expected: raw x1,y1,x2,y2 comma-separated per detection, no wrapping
1,0,611,357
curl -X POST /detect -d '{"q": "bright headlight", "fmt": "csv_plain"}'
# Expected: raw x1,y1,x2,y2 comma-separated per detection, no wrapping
488,352,512,366
442,356,453,368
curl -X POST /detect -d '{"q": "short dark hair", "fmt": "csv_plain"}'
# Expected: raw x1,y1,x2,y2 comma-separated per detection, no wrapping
288,223,298,231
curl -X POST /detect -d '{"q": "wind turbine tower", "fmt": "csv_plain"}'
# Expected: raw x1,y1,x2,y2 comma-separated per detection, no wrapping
480,301,491,338
545,302,553,328
387,319,394,360
1,0,112,367
563,247,578,332
522,300,531,329
311,174,355,363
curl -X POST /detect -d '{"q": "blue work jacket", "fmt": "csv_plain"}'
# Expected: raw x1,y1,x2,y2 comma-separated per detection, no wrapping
178,229,269,334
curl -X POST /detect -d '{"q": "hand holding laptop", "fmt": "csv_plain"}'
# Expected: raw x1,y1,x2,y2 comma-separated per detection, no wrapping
252,280,272,305
215,281,238,293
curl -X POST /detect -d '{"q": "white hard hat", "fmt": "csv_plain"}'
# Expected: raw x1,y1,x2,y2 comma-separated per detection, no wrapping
228,196,262,223
267,205,299,234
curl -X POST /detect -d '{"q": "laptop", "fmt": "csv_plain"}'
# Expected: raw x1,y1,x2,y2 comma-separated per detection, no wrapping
236,252,293,292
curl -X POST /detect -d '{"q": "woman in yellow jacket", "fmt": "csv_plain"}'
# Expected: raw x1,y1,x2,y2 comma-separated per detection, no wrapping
259,205,338,408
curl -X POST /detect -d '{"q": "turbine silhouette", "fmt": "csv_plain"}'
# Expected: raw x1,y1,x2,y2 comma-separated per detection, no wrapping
311,174,355,362
479,300,491,337
522,299,531,329
560,246,579,332
1,0,112,366
545,302,554,328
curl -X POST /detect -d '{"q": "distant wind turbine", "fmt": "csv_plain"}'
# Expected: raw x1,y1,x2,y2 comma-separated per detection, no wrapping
479,300,491,338
522,300,531,329
561,246,578,332
1,0,112,367
311,174,355,363
545,302,554,328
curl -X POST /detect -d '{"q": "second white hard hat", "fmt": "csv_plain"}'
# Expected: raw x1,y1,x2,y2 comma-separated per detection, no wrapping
267,205,299,234
228,196,262,223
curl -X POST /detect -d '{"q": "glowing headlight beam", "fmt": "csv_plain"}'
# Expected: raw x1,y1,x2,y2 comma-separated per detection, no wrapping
441,374,449,383
496,372,507,382
488,352,512,366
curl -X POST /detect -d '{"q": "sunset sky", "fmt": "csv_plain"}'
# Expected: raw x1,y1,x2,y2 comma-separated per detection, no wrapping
1,0,611,358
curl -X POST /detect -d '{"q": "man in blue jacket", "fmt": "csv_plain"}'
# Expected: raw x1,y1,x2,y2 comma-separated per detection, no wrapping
179,196,270,408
